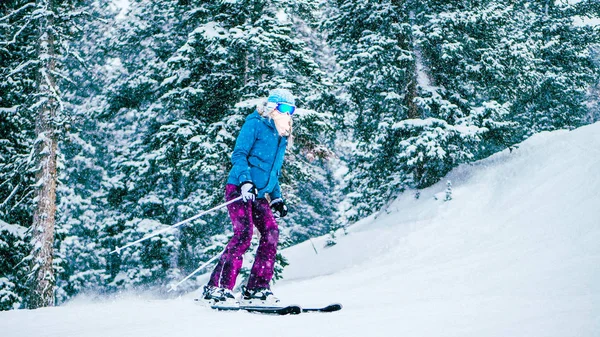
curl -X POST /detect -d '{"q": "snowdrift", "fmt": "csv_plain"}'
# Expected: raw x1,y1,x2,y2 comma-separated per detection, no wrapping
2,123,600,337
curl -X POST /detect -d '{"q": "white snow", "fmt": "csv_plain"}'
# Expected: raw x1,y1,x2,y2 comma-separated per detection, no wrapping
0,220,26,237
0,106,18,113
415,47,441,99
2,122,600,336
276,9,290,23
568,0,600,26
111,0,130,20
234,97,265,110
573,16,600,27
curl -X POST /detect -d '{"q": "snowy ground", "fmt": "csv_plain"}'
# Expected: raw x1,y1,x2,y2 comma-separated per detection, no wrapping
2,123,600,337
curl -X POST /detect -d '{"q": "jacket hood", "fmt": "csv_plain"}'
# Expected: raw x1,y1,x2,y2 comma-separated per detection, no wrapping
247,110,276,131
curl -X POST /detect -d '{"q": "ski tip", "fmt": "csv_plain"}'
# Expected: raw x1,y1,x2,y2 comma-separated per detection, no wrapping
301,303,343,313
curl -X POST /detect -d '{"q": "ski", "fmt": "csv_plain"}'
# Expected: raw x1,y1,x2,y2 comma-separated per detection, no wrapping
301,303,343,313
212,304,302,315
196,298,342,315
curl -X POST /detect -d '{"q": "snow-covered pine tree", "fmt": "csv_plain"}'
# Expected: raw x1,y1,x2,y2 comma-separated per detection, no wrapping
0,2,37,228
83,0,192,292
444,180,452,201
510,0,599,134
419,0,599,153
0,0,82,308
417,1,521,156
53,0,118,302
1,1,39,310
325,0,416,221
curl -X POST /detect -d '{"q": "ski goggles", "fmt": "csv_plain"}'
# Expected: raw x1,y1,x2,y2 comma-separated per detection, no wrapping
266,102,296,115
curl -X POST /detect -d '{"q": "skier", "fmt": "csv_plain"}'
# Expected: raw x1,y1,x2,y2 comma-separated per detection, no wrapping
201,89,295,308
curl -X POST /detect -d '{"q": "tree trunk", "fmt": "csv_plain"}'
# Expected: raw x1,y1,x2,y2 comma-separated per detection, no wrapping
405,72,420,119
406,11,420,120
27,0,59,309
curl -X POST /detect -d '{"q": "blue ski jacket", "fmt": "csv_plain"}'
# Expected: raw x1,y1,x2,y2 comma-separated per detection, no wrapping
226,111,288,199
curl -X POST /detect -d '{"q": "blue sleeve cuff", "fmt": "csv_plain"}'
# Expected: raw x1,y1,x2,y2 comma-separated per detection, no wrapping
271,182,282,199
238,173,252,185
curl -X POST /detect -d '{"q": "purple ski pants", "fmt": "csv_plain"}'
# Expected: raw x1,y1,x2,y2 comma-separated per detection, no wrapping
208,184,279,290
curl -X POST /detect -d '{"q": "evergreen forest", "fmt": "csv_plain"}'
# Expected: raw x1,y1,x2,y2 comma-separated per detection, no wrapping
1,0,598,310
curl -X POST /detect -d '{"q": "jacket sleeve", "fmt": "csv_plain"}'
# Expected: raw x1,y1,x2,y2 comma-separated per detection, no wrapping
230,118,257,185
270,138,288,200
270,180,282,200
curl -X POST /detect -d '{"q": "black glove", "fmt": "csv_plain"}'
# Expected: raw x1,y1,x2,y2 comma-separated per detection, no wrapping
239,181,257,202
270,198,288,218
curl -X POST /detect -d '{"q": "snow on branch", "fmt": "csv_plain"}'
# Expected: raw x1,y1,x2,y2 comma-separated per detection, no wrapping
0,3,35,22
8,60,38,77
0,220,27,237
0,183,20,211
0,16,33,46
0,106,18,114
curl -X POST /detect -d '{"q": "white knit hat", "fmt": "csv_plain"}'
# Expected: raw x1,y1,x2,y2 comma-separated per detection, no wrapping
267,89,296,105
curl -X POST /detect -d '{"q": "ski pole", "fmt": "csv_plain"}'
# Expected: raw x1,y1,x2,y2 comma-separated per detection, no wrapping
167,251,223,292
110,196,242,254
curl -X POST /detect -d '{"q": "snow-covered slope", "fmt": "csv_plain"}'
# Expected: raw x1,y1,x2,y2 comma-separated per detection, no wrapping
3,123,600,337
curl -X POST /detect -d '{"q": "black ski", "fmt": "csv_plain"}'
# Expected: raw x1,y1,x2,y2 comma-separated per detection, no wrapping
301,303,343,313
211,304,302,315
197,298,342,315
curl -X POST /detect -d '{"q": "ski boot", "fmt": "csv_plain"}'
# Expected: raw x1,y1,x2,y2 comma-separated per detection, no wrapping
201,285,239,308
240,286,281,307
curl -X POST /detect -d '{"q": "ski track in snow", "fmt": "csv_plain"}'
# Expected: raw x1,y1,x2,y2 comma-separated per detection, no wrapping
2,123,600,337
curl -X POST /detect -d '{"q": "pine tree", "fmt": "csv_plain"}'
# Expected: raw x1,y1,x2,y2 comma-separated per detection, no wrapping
88,0,191,291
417,1,523,154
1,0,115,307
0,0,38,231
419,0,599,146
1,1,38,310
325,0,417,221
511,0,599,134
0,0,69,309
